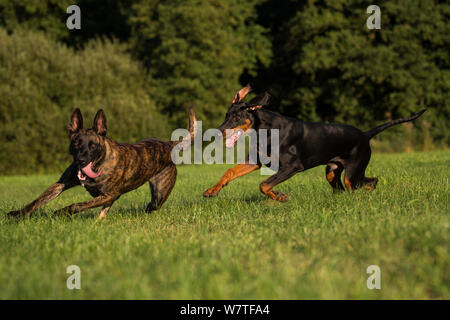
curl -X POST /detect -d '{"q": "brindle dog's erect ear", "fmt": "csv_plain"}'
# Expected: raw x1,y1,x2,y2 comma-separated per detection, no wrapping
68,108,83,136
245,92,271,111
93,109,107,136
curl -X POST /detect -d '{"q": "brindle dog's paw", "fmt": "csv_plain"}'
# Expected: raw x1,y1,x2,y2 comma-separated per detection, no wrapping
7,210,19,217
273,191,289,202
53,208,71,217
6,210,25,220
145,203,158,213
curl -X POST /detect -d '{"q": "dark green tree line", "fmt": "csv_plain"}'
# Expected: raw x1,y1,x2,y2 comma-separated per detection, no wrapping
0,29,167,174
128,0,271,127
0,0,448,173
256,0,449,149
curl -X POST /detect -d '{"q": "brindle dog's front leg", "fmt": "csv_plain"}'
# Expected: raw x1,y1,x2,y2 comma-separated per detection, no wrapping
54,194,119,216
7,163,79,219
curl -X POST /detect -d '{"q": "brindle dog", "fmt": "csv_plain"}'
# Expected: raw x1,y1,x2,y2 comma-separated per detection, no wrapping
7,108,196,219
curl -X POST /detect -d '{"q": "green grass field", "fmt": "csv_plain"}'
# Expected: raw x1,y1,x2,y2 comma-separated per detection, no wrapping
0,151,448,299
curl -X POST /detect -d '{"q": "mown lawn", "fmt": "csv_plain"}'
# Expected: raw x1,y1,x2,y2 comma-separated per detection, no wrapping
0,151,448,299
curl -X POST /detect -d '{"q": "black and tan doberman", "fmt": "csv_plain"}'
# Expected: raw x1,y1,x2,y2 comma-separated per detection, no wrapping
204,84,426,201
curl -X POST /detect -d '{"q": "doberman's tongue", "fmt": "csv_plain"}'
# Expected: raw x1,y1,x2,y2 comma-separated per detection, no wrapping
225,130,243,148
81,162,102,178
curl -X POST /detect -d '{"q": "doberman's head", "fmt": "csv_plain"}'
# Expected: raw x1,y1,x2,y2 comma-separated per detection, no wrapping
68,109,107,181
218,85,271,148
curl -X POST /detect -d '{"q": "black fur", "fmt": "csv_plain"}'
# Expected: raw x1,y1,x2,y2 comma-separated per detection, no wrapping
204,87,427,200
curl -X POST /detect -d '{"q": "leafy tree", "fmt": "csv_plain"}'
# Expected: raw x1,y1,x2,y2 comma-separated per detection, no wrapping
0,0,448,159
128,0,272,127
0,28,168,174
0,0,69,39
0,0,133,47
260,0,449,148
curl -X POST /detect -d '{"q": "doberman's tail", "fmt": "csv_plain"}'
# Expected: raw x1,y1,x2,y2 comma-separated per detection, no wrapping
169,107,197,149
365,109,427,139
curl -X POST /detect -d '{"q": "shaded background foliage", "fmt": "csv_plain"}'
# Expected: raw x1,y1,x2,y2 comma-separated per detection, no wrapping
0,0,448,174
0,28,167,174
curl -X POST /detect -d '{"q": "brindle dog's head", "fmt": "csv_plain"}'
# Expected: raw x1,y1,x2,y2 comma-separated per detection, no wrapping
218,85,271,148
68,109,107,181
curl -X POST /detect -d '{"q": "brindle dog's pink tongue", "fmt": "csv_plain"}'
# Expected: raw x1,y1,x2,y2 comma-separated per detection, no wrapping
81,162,102,178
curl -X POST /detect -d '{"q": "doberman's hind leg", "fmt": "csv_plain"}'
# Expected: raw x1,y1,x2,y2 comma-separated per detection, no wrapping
344,143,373,191
259,165,302,202
325,162,345,192
146,164,177,213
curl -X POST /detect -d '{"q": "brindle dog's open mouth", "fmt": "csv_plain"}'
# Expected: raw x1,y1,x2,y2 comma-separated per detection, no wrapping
77,162,102,181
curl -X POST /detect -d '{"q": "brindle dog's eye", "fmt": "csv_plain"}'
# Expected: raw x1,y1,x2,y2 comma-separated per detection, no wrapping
88,141,94,148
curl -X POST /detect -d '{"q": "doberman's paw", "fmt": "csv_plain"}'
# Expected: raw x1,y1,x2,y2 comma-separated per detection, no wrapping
273,191,289,202
363,177,378,192
203,186,221,197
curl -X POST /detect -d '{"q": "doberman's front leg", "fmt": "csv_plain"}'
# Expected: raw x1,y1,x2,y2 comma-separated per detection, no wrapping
54,194,119,216
203,163,261,197
7,163,79,218
259,166,302,202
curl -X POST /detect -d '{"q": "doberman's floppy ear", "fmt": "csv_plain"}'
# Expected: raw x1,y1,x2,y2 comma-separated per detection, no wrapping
232,84,253,103
68,108,83,136
245,92,271,111
93,109,107,136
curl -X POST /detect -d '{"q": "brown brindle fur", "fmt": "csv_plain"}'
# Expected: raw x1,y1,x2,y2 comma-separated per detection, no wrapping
7,108,196,219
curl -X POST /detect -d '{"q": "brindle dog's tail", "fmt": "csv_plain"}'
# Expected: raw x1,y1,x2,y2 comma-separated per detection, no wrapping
170,107,197,150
